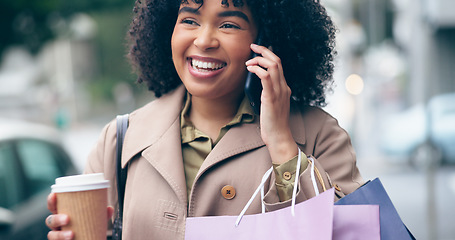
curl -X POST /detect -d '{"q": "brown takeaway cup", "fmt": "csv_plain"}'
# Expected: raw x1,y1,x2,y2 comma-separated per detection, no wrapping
51,173,109,240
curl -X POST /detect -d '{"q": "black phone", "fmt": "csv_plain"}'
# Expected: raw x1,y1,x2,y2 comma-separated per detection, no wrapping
244,33,265,115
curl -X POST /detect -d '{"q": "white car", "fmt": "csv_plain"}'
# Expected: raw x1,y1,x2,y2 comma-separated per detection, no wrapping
0,119,78,240
380,92,455,166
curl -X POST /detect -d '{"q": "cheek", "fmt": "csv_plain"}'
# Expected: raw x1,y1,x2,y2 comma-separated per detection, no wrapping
171,27,186,60
231,44,253,65
171,30,180,59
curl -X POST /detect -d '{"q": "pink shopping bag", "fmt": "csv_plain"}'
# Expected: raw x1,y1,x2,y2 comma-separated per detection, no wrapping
185,153,380,239
185,188,335,240
185,192,380,240
333,204,380,240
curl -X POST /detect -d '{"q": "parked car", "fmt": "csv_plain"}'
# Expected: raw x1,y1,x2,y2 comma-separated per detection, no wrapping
0,118,78,240
380,92,455,166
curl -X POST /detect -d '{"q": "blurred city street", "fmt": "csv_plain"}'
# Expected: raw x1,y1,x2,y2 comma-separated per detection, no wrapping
1,0,454,239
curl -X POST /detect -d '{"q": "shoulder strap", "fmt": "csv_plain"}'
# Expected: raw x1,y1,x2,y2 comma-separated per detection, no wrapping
116,114,129,218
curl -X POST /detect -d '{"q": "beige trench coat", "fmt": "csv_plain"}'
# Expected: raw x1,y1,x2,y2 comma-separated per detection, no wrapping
85,85,363,239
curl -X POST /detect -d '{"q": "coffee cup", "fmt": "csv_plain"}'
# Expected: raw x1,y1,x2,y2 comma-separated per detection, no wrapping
51,173,109,240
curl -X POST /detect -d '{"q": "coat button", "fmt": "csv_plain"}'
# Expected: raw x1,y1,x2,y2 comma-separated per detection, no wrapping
283,171,292,181
221,185,236,199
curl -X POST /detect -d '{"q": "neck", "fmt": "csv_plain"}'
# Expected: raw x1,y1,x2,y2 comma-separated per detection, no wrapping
188,92,244,141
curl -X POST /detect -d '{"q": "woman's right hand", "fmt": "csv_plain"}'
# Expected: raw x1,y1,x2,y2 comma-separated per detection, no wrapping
45,193,115,240
46,192,74,240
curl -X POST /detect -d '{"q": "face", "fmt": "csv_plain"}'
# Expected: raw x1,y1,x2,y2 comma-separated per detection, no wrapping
171,0,257,101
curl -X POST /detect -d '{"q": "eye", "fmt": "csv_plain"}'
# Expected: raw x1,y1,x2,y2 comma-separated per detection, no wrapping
181,18,199,26
220,23,240,29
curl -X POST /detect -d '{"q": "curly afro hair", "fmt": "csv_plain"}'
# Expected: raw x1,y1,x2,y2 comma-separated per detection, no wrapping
127,0,336,107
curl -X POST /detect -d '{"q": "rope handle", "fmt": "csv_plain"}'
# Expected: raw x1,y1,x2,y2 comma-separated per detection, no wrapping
235,150,322,226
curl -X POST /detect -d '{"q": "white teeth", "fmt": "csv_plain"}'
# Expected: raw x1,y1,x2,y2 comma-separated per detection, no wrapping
191,59,225,70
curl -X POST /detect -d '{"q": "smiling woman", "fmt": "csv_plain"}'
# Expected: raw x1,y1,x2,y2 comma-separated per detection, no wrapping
45,0,364,239
128,0,336,108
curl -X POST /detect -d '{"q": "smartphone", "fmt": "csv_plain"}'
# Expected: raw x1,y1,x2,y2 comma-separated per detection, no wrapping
244,33,265,115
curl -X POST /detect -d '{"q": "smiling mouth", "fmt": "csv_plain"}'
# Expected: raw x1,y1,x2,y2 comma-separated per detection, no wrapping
190,58,226,72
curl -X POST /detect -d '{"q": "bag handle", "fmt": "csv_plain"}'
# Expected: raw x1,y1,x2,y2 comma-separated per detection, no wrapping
116,114,129,218
235,150,320,226
112,114,129,240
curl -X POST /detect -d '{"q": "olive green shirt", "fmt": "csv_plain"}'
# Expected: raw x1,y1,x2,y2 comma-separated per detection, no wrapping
181,94,308,202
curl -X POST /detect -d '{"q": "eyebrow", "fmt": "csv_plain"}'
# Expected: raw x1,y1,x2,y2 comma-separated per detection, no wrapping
178,7,250,23
218,11,250,23
178,7,200,15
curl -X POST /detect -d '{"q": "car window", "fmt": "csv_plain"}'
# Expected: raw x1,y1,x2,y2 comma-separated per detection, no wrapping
0,142,25,209
15,139,64,198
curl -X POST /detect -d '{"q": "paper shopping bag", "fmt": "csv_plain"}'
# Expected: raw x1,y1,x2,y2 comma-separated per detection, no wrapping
185,188,335,240
185,191,382,240
186,152,381,240
335,178,416,240
333,204,380,240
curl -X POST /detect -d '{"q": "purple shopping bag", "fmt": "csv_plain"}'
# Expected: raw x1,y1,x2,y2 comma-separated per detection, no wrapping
185,188,335,240
335,178,416,240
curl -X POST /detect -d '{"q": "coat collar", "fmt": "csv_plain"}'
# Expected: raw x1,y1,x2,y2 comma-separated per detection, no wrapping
121,85,187,168
122,86,308,166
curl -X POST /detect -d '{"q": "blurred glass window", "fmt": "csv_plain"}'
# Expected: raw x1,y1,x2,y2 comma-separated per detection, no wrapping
0,142,24,209
16,140,61,197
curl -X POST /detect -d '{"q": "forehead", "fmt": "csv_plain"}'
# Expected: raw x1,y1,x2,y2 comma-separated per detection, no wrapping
178,0,256,27
179,0,245,8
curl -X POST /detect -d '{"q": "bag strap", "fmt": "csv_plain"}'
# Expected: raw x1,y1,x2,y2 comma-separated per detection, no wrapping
116,114,129,220
235,150,320,226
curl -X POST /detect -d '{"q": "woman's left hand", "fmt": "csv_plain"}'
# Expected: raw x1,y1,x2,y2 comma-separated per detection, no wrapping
245,44,298,164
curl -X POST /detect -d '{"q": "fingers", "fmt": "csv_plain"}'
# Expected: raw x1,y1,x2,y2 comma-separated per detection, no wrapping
47,193,57,214
46,214,73,240
47,230,74,240
107,206,114,219
46,214,69,230
246,44,285,82
245,44,290,101
248,44,281,64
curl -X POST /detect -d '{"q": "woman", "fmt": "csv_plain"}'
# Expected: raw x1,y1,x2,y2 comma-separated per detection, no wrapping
46,0,364,239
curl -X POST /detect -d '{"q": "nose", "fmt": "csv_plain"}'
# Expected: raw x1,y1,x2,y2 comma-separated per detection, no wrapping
193,27,219,51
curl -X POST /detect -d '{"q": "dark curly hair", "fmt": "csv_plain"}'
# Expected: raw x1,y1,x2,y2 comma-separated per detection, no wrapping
127,0,336,107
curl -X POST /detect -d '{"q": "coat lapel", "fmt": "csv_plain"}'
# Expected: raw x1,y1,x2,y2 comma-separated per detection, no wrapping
141,118,187,203
121,86,188,204
202,119,263,170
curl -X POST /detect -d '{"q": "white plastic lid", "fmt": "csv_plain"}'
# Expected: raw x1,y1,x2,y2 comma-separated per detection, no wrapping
51,173,109,193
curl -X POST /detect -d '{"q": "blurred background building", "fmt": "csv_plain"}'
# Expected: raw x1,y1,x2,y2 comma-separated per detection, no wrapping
0,0,454,239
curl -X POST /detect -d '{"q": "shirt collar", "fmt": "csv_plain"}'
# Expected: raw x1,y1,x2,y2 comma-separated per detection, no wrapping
180,93,255,144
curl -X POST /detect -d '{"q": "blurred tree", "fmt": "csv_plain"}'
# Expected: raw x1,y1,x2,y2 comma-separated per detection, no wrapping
0,0,132,55
0,0,146,118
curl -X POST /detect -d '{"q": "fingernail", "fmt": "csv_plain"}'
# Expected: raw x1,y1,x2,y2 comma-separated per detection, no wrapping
46,215,53,226
61,215,69,224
